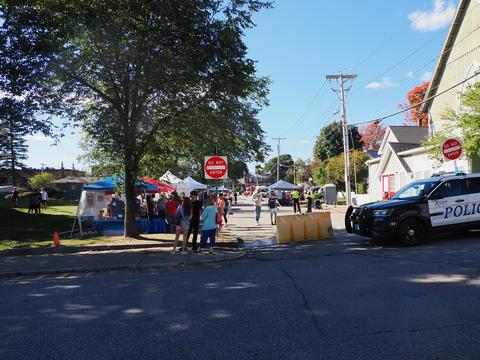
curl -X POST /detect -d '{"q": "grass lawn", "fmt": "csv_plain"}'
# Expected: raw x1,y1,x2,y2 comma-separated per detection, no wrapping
0,198,91,250
0,198,232,251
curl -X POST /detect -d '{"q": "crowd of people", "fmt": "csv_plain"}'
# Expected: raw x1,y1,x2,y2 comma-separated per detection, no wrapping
137,190,236,254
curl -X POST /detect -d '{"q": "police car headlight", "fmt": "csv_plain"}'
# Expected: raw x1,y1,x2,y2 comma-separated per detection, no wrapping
372,209,393,217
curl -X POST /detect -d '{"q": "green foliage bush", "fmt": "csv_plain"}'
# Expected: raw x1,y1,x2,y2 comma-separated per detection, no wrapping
28,172,57,190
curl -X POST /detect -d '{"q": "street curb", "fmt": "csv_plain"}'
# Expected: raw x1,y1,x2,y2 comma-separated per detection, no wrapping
1,241,239,257
0,251,246,279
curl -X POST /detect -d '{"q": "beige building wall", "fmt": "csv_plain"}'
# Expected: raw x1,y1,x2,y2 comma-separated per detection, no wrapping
429,0,480,136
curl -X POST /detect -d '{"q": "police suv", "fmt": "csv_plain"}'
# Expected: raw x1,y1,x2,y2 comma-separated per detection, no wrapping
345,172,480,246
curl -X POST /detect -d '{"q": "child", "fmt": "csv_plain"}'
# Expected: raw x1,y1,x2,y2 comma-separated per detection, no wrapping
268,191,280,225
199,197,218,254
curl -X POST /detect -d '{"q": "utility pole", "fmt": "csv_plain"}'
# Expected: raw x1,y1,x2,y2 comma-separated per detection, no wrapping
272,137,286,183
293,160,296,184
326,73,357,206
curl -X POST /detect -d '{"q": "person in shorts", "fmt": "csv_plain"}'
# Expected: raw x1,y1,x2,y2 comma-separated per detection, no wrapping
40,188,48,209
267,191,280,225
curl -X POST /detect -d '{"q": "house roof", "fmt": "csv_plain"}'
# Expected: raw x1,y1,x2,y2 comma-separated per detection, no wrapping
389,143,421,153
420,0,470,114
388,126,428,144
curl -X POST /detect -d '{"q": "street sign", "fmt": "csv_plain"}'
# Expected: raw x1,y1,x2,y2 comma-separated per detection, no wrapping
205,156,228,179
441,138,462,161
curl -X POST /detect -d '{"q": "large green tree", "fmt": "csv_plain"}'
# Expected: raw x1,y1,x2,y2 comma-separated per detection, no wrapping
324,150,369,191
313,122,362,162
262,154,293,181
0,6,56,186
313,122,362,186
2,0,271,237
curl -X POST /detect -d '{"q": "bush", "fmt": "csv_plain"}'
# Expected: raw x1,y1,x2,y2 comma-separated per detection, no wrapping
28,172,57,190
357,182,367,195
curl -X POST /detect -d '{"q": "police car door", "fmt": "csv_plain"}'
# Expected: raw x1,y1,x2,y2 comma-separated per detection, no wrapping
466,177,480,224
428,179,469,228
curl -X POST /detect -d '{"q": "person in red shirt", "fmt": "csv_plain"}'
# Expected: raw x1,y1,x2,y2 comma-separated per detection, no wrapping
165,195,179,233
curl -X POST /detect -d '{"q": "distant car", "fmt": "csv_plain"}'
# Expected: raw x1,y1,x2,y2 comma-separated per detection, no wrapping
345,172,480,246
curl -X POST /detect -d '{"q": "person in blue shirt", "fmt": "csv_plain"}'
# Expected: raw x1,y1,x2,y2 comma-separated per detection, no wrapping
199,197,218,254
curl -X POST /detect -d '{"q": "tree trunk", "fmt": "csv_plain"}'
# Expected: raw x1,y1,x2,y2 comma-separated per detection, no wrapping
124,161,138,238
9,132,16,187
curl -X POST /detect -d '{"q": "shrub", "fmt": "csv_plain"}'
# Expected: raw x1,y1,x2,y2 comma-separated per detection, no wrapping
28,172,57,190
357,182,367,194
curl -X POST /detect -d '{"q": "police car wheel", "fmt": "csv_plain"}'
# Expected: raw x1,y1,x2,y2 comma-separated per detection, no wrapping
397,219,425,246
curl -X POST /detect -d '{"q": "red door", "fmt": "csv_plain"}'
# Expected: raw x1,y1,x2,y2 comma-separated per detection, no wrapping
382,174,396,200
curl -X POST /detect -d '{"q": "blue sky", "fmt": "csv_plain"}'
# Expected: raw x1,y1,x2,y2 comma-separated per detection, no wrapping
25,0,458,170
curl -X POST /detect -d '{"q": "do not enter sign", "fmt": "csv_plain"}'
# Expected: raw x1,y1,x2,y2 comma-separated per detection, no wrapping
205,156,228,179
441,138,462,161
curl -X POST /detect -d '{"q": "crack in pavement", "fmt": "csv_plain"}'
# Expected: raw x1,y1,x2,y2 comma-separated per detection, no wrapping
278,265,326,337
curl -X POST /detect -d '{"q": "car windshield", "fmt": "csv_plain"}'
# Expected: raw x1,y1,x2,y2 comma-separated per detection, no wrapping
391,180,440,200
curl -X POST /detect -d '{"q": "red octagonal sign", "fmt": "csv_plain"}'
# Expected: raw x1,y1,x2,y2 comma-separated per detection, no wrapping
441,138,462,161
205,156,228,179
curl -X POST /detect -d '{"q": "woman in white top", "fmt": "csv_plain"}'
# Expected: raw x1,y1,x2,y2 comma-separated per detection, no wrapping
251,188,263,225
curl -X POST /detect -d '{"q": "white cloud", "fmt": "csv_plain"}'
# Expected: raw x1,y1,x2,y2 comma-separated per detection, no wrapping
25,135,50,142
409,0,456,32
299,140,311,144
421,71,433,82
365,77,399,90
406,71,416,79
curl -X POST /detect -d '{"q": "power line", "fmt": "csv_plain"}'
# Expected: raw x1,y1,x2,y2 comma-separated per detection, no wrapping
272,137,287,182
350,71,480,127
351,3,429,71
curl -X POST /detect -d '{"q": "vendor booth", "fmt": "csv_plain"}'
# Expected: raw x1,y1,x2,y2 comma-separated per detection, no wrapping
159,171,182,185
74,177,166,236
269,180,301,191
175,176,207,195
142,177,175,192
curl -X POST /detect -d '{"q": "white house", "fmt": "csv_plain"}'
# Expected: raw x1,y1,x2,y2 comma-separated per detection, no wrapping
367,0,480,202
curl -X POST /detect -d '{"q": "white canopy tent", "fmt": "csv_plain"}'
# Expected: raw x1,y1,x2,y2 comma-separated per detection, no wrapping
175,176,207,195
269,180,301,191
159,171,182,185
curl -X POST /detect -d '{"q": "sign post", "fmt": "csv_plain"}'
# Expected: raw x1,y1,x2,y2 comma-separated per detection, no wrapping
205,156,228,180
441,138,463,171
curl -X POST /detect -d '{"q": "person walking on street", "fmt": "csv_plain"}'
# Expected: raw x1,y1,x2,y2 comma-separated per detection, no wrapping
268,191,280,225
216,193,227,225
199,197,218,254
252,188,262,225
306,189,313,213
187,191,203,252
291,189,301,213
165,195,179,233
173,197,192,252
12,187,20,207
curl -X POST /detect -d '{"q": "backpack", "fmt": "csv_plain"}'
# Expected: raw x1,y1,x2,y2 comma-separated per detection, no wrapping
215,212,222,224
268,198,276,208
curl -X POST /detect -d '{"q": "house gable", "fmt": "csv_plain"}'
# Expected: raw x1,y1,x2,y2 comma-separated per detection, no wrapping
421,0,480,130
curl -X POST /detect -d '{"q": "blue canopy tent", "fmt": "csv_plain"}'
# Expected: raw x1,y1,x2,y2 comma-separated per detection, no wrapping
74,177,163,236
83,176,158,193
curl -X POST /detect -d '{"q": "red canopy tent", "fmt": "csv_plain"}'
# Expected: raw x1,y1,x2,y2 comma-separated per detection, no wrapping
142,177,175,193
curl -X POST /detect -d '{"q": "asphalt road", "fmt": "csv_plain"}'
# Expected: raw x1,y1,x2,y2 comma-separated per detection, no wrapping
2,231,480,359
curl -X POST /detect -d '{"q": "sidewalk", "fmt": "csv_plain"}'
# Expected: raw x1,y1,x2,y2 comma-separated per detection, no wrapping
225,196,348,245
0,248,245,278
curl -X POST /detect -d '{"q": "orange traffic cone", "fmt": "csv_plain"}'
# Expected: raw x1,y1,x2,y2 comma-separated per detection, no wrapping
53,231,61,247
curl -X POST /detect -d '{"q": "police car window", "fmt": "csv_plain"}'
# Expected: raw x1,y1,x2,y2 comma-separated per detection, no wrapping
467,177,480,194
431,180,465,198
391,181,438,199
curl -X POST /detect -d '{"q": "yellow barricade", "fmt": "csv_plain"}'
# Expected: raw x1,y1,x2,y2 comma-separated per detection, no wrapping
303,213,318,241
290,214,305,241
276,212,334,243
315,211,334,240
276,215,292,244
